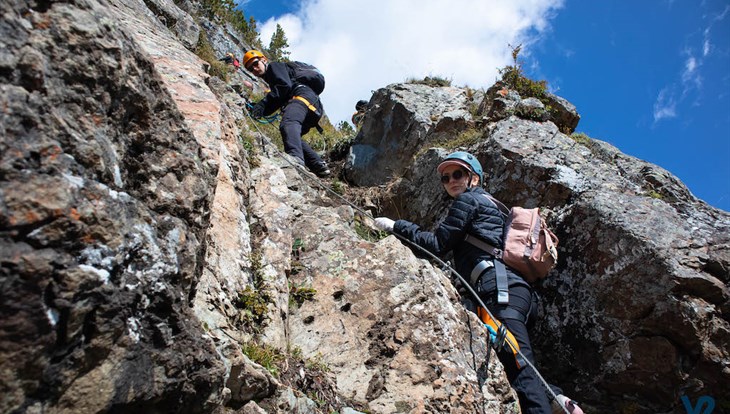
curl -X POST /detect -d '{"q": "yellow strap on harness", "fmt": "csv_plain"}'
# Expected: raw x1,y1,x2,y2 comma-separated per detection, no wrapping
292,95,317,112
291,95,324,134
477,307,526,369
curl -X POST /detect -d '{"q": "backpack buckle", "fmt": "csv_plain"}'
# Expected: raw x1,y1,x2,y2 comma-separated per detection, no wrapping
494,260,510,305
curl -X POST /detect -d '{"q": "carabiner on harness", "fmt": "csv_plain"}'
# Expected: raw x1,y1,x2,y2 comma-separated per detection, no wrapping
477,306,528,369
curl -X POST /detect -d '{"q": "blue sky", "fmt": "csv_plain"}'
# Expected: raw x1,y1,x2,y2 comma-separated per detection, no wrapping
239,0,730,212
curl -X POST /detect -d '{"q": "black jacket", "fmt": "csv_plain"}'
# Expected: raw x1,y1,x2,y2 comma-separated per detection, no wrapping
393,187,524,290
260,62,319,116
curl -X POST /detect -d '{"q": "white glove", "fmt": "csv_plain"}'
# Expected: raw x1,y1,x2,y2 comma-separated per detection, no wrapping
552,395,584,414
374,217,395,232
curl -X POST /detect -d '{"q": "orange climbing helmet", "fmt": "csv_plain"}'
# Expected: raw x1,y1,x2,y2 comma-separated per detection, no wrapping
243,50,266,70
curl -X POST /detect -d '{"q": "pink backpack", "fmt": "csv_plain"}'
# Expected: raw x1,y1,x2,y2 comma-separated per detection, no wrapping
465,195,559,283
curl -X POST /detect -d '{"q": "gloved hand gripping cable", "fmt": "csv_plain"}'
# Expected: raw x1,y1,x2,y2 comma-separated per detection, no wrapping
245,101,281,124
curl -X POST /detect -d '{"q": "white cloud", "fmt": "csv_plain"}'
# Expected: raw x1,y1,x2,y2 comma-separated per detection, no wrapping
715,4,730,21
257,0,564,125
684,56,697,75
701,5,729,58
653,88,677,123
681,54,702,90
654,2,729,124
260,14,303,48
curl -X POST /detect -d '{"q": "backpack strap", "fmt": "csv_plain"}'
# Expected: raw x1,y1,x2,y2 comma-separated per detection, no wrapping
494,260,510,305
482,193,510,216
464,234,502,259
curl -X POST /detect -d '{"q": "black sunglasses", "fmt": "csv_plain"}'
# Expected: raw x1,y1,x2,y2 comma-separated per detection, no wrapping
440,169,468,184
247,59,260,70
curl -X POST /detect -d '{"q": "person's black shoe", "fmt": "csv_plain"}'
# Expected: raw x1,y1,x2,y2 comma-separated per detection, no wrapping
314,167,331,178
311,162,331,178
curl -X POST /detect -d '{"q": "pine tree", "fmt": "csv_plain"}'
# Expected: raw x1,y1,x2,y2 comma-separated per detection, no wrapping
200,0,262,49
267,24,290,62
244,16,259,46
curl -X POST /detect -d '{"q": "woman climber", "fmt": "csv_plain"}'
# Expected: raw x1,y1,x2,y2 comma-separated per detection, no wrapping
374,151,584,414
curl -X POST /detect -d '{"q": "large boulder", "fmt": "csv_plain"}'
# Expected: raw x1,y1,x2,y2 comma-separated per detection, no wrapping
543,91,580,134
344,83,475,186
475,83,580,133
242,152,519,412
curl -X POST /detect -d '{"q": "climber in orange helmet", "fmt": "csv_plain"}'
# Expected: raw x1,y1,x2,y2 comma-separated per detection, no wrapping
243,50,330,178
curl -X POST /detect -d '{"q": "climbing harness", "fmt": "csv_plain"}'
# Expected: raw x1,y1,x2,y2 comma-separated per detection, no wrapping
292,95,318,113
477,307,528,368
291,93,324,134
243,111,570,414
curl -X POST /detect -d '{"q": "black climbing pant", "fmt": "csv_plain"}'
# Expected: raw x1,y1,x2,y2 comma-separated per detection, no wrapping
481,283,561,414
279,98,326,172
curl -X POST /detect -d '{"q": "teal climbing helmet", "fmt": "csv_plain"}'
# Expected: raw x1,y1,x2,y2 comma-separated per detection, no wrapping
437,151,483,183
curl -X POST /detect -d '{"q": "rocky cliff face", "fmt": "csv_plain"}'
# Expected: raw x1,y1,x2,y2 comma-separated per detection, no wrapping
1,0,516,413
345,78,729,413
2,1,728,414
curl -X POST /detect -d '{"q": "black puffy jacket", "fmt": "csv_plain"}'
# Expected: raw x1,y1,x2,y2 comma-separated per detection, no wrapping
393,187,524,290
259,62,320,116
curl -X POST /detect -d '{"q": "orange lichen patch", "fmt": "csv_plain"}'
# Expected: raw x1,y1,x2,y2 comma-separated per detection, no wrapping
41,145,62,161
497,88,509,97
32,15,52,30
24,210,41,223
92,114,104,125
69,208,82,221
85,191,103,202
80,234,95,244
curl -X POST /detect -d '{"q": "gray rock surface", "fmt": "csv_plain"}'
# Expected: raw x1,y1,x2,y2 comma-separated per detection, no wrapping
368,107,729,413
1,0,225,412
344,83,474,186
1,0,518,413
141,0,200,49
2,0,726,413
543,91,580,134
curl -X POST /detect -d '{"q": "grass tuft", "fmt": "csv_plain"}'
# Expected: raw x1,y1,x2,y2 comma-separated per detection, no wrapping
289,283,317,308
194,32,230,81
241,342,284,376
406,76,452,87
